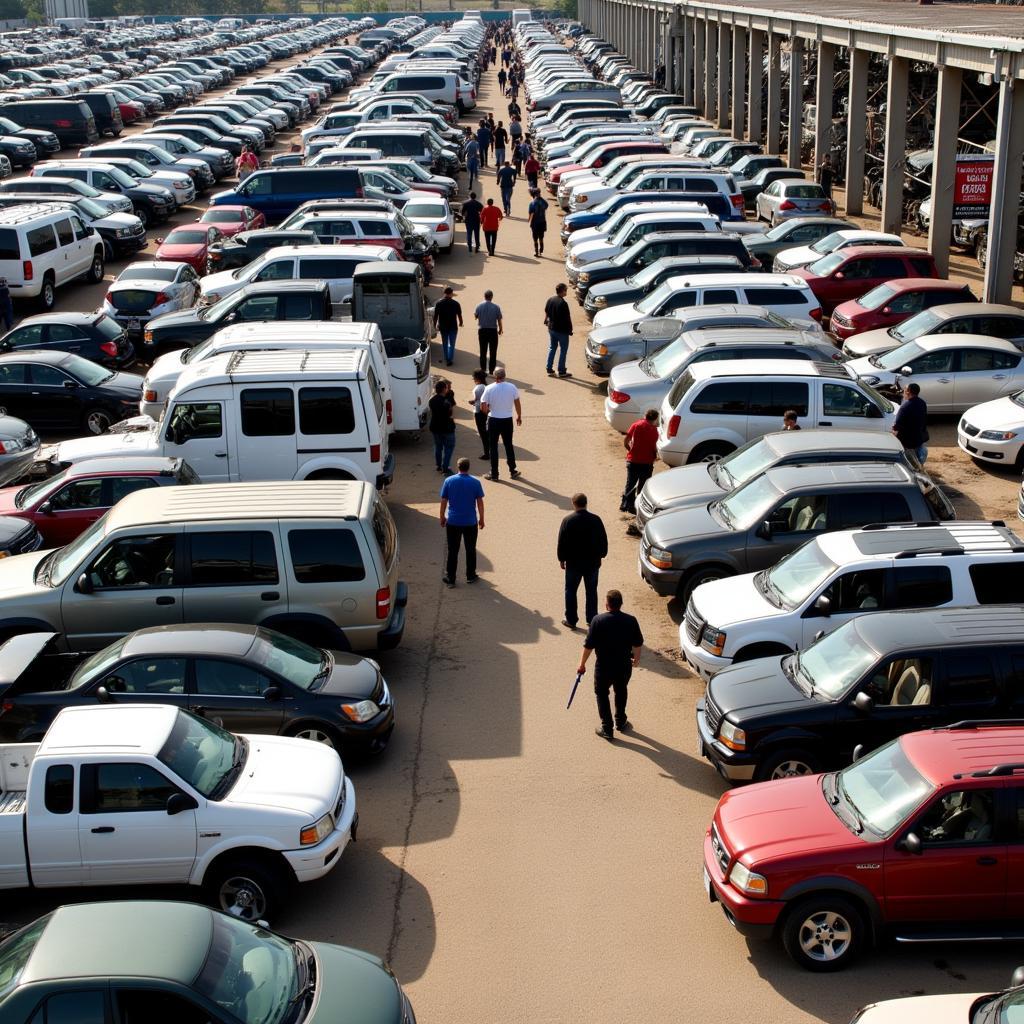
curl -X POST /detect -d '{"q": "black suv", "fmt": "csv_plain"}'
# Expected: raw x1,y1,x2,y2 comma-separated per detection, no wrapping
208,228,320,272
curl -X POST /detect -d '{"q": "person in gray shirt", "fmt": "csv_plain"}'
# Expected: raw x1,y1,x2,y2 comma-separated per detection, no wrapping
474,289,504,374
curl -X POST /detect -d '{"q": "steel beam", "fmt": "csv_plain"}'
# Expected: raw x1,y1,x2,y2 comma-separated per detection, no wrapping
683,14,695,102
928,65,963,276
766,32,782,155
814,42,836,176
984,77,1024,302
694,14,706,111
787,38,804,169
705,17,717,121
732,25,747,138
748,29,765,145
718,21,731,129
881,56,910,234
845,47,869,215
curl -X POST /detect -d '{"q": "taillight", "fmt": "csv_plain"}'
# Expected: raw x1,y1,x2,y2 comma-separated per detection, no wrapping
0,441,7,454
593,158,602,167
370,443,380,462
810,308,823,321
609,389,630,404
0,700,11,717
154,292,169,305
104,291,113,304
385,398,392,425
22,260,32,281
54,119,71,128
730,193,744,209
667,414,681,438
355,185,363,197
820,202,833,212
144,389,158,402
435,223,449,231
779,199,797,211
28,168,37,175
376,585,391,620
100,340,117,357
471,88,476,99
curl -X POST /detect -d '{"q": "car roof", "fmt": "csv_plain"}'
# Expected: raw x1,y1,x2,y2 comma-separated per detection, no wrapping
909,334,1020,352
761,427,904,456
833,245,932,260
675,303,779,321
38,703,178,756
877,277,970,293
685,327,824,347
20,900,213,985
903,719,1024,786
687,358,851,380
58,456,183,477
260,244,393,258
928,302,1024,318
821,520,1023,561
105,480,372,531
0,350,78,366
233,279,327,294
763,460,912,491
14,312,97,326
121,622,259,659
662,272,805,289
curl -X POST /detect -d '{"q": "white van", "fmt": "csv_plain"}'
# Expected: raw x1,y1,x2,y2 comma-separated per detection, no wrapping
52,349,394,488
0,203,105,310
140,322,394,430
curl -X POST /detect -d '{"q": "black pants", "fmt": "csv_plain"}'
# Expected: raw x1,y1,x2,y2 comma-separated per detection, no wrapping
622,461,654,513
445,524,478,581
478,328,499,372
488,416,516,477
474,410,490,456
564,563,599,626
594,670,631,733
466,223,480,251
484,229,498,255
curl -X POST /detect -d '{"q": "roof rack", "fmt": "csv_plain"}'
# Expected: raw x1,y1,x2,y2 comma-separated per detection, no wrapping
860,521,941,531
969,763,1024,778
944,719,1024,731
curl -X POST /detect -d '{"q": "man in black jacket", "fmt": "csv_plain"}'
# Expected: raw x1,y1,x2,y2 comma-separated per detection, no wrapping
557,493,608,630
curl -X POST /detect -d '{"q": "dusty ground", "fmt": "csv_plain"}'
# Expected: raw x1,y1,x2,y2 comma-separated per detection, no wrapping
5,52,1024,1024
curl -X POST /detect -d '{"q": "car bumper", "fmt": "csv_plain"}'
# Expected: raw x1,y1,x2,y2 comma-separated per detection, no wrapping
958,427,1023,466
638,548,681,596
703,833,780,938
112,234,148,256
282,777,357,883
655,441,686,467
695,702,756,781
603,397,635,434
377,580,407,651
376,451,395,489
681,629,726,682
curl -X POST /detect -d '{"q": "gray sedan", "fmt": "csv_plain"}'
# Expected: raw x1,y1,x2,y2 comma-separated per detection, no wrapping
0,413,39,485
755,179,835,226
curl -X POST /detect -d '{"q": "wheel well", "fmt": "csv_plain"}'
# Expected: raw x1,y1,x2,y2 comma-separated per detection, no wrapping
304,469,355,481
687,441,735,464
733,642,792,663
778,887,877,942
285,718,342,743
202,846,295,888
679,563,734,599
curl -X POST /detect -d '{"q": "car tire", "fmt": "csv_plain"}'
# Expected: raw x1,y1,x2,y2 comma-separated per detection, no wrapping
781,895,866,972
136,206,150,229
679,565,733,605
86,249,104,284
206,858,287,923
285,722,342,751
755,748,821,782
37,274,55,312
687,441,734,464
83,406,114,435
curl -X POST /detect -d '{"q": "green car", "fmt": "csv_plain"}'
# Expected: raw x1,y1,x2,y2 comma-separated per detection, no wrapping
742,216,855,267
0,901,415,1024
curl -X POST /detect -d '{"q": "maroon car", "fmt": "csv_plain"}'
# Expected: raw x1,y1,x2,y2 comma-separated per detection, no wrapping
154,225,223,275
830,278,976,340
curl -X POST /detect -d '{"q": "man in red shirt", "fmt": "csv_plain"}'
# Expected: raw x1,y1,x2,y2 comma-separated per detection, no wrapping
621,408,659,514
480,198,503,256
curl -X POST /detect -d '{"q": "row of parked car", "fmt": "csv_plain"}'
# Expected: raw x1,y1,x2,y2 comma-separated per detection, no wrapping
539,20,1024,998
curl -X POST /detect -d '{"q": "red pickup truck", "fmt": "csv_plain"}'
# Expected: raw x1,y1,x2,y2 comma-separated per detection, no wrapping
703,722,1024,971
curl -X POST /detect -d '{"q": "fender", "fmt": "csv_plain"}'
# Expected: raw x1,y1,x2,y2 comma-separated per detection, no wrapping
189,834,297,888
680,554,743,577
683,424,748,455
0,619,62,645
755,727,828,751
778,875,884,935
296,454,364,481
259,612,350,651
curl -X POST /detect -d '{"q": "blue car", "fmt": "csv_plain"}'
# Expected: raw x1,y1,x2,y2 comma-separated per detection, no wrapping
561,190,733,242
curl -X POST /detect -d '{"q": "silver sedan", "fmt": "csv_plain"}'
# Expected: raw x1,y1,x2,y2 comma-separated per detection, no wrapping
756,179,835,227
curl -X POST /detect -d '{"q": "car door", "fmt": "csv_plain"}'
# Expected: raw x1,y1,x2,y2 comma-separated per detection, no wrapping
819,380,888,428
1,323,45,354
0,360,30,420
35,475,108,545
884,784,1007,923
43,322,91,357
745,488,831,570
162,400,231,482
746,380,809,440
26,361,84,429
78,759,197,884
59,530,184,648
233,388,297,480
53,214,88,280
953,348,1023,409
897,348,957,412
187,656,285,733
95,655,189,707
798,567,887,649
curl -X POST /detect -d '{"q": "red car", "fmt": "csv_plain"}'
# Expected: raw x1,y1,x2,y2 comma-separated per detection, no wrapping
0,456,198,546
704,723,1024,972
154,225,224,275
829,278,976,340
545,141,669,189
789,245,940,316
116,100,145,125
197,204,265,238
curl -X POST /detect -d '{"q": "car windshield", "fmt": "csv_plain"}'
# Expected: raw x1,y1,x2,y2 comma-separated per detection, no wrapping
873,340,927,370
157,709,243,800
792,619,880,700
403,202,443,219
835,737,934,837
0,914,51,1002
625,261,662,287
809,231,846,254
104,166,138,188
121,160,154,179
636,281,675,315
15,468,68,509
646,335,694,377
709,437,774,491
165,230,207,244
118,265,177,282
75,196,108,219
858,283,898,310
48,512,113,586
764,541,838,609
67,636,129,690
193,914,298,1024
251,628,328,690
62,354,113,386
764,220,802,241
203,208,243,223
715,473,783,530
807,251,845,276
890,308,945,342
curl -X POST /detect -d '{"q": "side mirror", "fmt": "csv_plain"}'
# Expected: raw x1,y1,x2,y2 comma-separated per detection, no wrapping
896,831,922,855
155,237,164,244
77,572,94,594
1010,966,1024,989
881,306,891,315
813,629,826,642
852,743,864,762
63,379,78,389
900,366,913,377
37,500,53,515
865,403,883,419
834,270,844,280
813,594,831,616
166,792,198,815
853,691,874,714
94,685,111,703
262,685,281,702
756,519,772,541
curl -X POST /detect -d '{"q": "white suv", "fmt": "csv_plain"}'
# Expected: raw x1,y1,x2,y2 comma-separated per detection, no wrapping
681,520,1018,679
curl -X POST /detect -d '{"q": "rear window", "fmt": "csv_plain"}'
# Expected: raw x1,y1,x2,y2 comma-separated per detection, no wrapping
108,289,158,313
26,224,56,256
743,287,807,306
372,496,397,569
969,562,1023,604
288,528,365,583
298,386,355,434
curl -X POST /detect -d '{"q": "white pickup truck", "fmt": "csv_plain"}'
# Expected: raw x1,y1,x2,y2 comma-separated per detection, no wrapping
0,702,357,921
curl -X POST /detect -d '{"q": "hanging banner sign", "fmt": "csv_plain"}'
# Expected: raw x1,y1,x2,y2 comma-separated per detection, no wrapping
953,156,995,220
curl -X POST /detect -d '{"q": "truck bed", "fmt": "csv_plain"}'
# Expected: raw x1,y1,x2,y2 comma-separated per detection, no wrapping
0,791,25,815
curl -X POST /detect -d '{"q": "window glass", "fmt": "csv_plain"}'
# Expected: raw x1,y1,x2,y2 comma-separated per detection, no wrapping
892,565,953,607
943,653,998,705
988,317,1024,340
826,569,885,612
44,764,73,814
54,218,74,247
254,260,294,282
188,530,278,585
823,382,875,417
282,294,314,319
87,534,177,589
4,325,43,349
357,219,392,237
47,324,86,342
831,492,911,529
917,789,996,844
26,224,57,256
868,256,908,277
907,349,955,374
243,173,272,195
83,762,178,813
240,388,294,437
102,657,187,695
235,295,280,321
0,363,26,384
701,289,738,305
372,497,397,569
970,562,1022,604
745,287,804,306
40,993,106,1024
117,988,212,1024
109,477,159,503
689,381,748,415
747,381,809,417
0,228,19,260
298,257,357,280
194,659,269,697
288,528,365,583
28,365,71,387
49,478,104,510
909,258,934,277
165,402,222,443
863,656,933,707
772,493,827,533
298,386,355,435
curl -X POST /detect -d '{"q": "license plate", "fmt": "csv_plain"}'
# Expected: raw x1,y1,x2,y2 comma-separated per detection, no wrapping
703,865,712,901
129,319,140,331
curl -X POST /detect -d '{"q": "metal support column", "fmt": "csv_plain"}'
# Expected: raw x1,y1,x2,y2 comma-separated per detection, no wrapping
693,15,705,111
732,25,747,139
683,14,695,103
717,22,731,130
747,29,765,145
766,32,781,155
704,18,717,121
984,77,1024,303
880,56,909,234
845,47,869,215
787,38,804,169
814,42,836,176
928,65,963,276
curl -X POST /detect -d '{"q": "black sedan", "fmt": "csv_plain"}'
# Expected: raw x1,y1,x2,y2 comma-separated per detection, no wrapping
0,312,136,369
0,351,142,434
0,624,394,756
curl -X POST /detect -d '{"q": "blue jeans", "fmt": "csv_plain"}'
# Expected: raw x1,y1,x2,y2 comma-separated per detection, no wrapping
440,327,457,363
500,187,513,214
433,431,455,471
494,146,506,167
916,444,928,464
547,330,570,373
467,157,478,188
564,563,599,626
466,223,480,250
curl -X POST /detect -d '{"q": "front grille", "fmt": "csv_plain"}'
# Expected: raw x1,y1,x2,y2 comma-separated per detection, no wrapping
334,781,347,822
961,419,980,438
830,312,849,328
704,690,723,736
684,598,703,647
710,823,730,874
638,492,657,520
371,672,385,705
10,525,42,555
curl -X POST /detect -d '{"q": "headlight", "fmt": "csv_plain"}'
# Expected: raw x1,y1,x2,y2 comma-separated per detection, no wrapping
980,429,1018,441
859,375,880,386
569,254,580,266
173,181,187,189
341,699,379,723
577,272,590,283
596,343,608,356
0,437,24,453
299,812,335,846
700,625,727,656
577,193,588,203
205,292,221,303
143,329,153,343
647,545,672,570
116,227,132,238
719,719,746,751
728,860,768,895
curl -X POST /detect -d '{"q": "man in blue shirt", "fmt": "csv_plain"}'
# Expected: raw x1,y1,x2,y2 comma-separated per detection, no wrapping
439,457,486,586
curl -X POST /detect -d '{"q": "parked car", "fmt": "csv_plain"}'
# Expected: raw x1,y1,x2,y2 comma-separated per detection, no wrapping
830,278,976,341
401,195,454,252
155,225,224,275
742,217,855,268
102,261,202,351
772,229,906,273
0,456,198,545
959,390,1024,468
195,203,265,237
0,311,134,370
755,179,835,225
207,227,321,272
849,971,1024,1024
0,411,37,487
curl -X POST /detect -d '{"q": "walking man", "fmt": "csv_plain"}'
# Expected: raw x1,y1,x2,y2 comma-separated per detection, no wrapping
465,136,480,190
577,590,644,741
524,150,541,190
476,120,492,167
493,120,508,169
893,381,929,464
440,457,485,587
429,379,456,475
496,161,516,216
480,366,521,481
620,408,659,514
432,286,463,367
557,493,608,630
472,368,489,460
527,188,548,256
543,282,574,378
817,153,835,200
474,289,503,373
462,191,483,253
497,67,508,93
480,198,503,255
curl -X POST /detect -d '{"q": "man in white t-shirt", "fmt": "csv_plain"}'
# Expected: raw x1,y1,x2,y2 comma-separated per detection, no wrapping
480,366,522,481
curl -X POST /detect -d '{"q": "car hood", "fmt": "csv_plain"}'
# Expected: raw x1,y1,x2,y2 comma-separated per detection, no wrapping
607,359,656,390
308,942,401,1024
774,244,818,269
571,239,623,266
592,303,643,330
157,243,203,258
98,370,145,398
54,424,161,464
229,731,342,817
707,654,813,719
961,394,1024,431
714,774,864,867
852,994,981,1024
147,306,205,332
842,327,901,357
643,462,723,511
0,548,50,599
645,502,723,546
96,212,141,230
690,572,778,631
199,267,239,295
0,485,25,514
316,654,380,699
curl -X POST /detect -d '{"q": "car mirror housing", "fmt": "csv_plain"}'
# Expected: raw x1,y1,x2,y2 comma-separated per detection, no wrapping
896,831,922,855
813,594,831,616
77,572,94,594
37,500,52,514
756,519,772,541
1010,966,1024,989
852,743,865,762
262,685,281,701
94,685,111,703
166,792,199,815
853,691,874,714
900,366,913,377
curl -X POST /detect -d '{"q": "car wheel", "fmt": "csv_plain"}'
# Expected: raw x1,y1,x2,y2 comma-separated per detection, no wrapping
680,566,732,604
782,895,866,972
286,723,341,750
83,407,114,435
687,441,734,464
207,859,285,923
755,748,820,782
86,249,104,284
136,206,150,229
37,275,55,312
